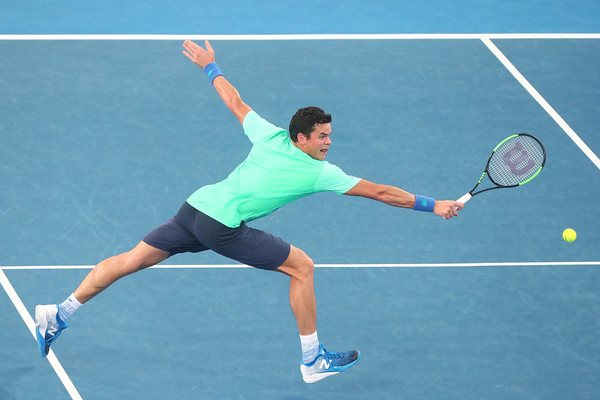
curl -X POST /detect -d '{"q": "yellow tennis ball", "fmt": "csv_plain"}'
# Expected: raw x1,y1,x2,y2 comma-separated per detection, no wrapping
563,228,577,242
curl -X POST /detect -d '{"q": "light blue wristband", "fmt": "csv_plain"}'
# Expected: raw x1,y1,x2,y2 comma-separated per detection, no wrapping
203,62,223,84
413,194,436,212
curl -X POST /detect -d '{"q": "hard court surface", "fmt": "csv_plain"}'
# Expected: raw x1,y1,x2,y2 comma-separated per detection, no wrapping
1,1,599,399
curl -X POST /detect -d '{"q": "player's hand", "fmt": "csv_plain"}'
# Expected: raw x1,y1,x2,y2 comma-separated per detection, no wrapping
182,40,215,68
434,200,463,220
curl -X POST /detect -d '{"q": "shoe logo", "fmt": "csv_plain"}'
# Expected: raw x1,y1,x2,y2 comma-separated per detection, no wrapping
319,359,330,370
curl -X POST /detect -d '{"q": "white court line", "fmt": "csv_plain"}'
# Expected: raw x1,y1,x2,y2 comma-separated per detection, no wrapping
482,37,600,171
1,261,599,269
0,269,83,400
0,33,600,40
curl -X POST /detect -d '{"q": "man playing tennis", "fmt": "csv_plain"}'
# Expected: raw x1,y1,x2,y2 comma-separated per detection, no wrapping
35,40,463,384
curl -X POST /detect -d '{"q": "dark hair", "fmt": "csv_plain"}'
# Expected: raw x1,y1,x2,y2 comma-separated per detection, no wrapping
288,106,332,142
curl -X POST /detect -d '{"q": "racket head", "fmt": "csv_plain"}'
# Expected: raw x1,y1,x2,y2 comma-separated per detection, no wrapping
485,133,546,188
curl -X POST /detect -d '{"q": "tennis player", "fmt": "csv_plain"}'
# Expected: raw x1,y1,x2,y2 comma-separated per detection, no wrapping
35,40,463,384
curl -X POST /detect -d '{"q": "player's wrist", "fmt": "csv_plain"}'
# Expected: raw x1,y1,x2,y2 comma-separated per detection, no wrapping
203,62,223,84
413,194,436,212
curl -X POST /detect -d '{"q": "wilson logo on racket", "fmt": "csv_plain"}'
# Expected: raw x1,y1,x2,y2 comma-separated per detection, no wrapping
457,133,546,206
502,142,536,176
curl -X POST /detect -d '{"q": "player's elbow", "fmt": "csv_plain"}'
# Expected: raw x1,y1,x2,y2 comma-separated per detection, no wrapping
224,95,251,123
345,180,392,203
223,93,244,112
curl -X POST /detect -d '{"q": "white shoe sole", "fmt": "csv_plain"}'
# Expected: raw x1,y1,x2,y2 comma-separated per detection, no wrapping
302,370,339,384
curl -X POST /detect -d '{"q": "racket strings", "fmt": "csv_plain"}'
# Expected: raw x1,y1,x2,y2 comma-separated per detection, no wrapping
487,135,545,186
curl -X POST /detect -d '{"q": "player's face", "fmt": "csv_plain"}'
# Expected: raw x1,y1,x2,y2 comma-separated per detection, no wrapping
297,123,332,160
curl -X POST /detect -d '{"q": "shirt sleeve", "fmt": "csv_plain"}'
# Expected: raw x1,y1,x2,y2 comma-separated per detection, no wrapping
314,162,361,194
242,111,287,143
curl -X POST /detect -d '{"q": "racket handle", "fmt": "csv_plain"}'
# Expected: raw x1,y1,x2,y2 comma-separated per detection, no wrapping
456,193,472,204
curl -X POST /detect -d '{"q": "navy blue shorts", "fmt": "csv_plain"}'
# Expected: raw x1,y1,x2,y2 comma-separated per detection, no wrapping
142,202,291,270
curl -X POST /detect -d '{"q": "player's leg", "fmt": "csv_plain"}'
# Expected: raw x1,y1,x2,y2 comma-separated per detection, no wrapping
276,245,317,335
35,241,169,357
73,241,169,303
276,246,360,383
34,202,204,357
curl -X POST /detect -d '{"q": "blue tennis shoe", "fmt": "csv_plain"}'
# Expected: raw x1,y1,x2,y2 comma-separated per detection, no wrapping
300,344,360,383
35,304,68,357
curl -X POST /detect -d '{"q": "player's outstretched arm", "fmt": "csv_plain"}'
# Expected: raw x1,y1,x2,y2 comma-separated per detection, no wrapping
182,40,252,124
344,179,463,219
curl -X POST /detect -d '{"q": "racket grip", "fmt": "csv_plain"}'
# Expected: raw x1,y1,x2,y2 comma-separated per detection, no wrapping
456,193,472,204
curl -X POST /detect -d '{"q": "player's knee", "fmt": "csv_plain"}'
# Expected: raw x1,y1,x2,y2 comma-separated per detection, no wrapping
117,242,167,274
294,250,315,282
279,246,315,282
116,250,149,275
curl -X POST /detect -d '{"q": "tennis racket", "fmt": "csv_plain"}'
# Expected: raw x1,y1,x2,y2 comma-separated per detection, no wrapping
457,133,546,205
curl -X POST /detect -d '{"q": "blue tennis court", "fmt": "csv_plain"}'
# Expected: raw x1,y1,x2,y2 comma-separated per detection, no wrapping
1,1,599,399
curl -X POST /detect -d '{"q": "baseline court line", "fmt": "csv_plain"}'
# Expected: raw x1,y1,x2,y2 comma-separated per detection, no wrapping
482,37,600,171
0,33,599,41
0,269,83,400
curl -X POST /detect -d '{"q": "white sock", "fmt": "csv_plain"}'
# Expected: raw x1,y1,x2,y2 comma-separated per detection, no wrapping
300,331,320,364
57,294,83,322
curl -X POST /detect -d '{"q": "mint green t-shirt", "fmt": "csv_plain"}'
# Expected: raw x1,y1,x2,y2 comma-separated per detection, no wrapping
187,111,360,228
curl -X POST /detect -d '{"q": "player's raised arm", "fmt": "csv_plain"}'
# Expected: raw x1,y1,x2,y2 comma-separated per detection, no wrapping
344,179,463,220
182,40,252,124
